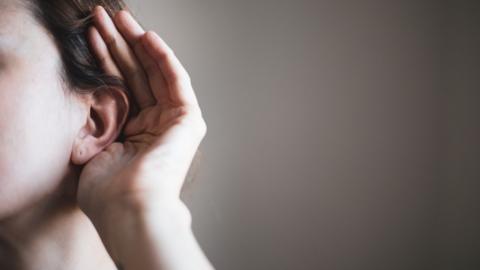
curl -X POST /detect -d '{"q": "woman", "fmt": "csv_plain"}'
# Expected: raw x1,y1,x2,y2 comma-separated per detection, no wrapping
0,0,213,269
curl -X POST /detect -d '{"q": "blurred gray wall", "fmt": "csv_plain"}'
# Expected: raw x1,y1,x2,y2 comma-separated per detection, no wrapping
127,1,480,269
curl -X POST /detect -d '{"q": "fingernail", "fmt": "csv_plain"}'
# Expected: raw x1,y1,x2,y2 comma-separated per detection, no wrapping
142,31,154,45
93,5,103,14
97,5,111,21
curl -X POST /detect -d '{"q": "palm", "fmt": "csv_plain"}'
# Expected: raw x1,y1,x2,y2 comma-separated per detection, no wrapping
76,7,206,217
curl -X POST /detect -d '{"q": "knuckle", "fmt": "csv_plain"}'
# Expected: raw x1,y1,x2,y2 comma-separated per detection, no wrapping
158,50,169,62
190,115,208,136
197,118,208,136
178,202,193,226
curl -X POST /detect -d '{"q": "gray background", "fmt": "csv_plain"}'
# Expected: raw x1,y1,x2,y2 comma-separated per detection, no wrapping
127,1,479,269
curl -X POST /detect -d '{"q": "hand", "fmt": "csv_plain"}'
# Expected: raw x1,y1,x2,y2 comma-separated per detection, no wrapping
77,6,206,235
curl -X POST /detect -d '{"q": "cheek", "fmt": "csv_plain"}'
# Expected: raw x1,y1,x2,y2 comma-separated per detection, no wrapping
0,66,75,218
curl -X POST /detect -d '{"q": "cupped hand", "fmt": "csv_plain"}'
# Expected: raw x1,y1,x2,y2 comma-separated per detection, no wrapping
76,6,207,224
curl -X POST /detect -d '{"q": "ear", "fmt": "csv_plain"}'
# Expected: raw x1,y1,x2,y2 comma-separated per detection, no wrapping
71,88,130,165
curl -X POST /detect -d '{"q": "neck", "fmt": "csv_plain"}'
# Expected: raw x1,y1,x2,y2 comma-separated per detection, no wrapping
0,169,116,270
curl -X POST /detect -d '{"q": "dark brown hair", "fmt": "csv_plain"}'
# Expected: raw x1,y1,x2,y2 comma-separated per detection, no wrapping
24,0,130,96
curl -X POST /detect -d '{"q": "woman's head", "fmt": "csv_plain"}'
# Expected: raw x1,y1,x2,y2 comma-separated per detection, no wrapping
0,0,131,219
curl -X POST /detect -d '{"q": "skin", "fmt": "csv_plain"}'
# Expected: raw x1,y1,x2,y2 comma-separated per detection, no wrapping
0,2,212,270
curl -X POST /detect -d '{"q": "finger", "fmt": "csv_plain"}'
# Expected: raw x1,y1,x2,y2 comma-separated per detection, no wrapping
141,31,200,108
113,10,171,105
87,26,123,79
93,6,156,109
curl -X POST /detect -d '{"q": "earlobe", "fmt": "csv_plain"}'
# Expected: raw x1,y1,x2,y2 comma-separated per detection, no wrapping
71,88,130,165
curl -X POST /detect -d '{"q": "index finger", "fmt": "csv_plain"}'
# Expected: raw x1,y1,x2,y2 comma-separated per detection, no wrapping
93,6,156,109
113,10,171,105
141,31,200,108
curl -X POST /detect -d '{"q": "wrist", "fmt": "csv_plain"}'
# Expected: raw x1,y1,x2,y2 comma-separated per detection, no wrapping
92,197,193,261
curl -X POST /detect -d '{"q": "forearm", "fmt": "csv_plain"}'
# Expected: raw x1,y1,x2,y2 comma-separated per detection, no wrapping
94,201,214,270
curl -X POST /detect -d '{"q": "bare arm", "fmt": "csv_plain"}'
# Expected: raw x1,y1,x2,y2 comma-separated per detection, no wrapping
99,201,214,270
76,6,214,270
